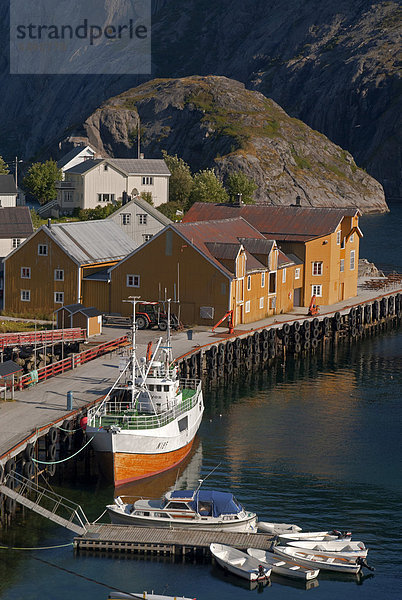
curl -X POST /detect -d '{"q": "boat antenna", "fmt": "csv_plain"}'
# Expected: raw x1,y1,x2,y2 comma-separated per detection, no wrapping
195,463,221,494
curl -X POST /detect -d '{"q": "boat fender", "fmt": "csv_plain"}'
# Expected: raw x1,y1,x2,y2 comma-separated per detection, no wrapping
356,557,375,572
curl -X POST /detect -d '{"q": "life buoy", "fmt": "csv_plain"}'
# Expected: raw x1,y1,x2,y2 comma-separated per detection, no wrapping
288,292,292,300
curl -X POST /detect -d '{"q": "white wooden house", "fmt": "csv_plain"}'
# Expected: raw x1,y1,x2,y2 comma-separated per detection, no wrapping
0,175,18,207
56,157,170,214
107,195,172,246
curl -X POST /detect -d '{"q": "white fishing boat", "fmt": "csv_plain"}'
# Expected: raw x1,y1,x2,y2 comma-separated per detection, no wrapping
86,298,204,486
210,543,271,581
257,521,302,535
278,530,351,544
273,545,362,574
247,548,319,581
287,540,368,558
107,488,257,531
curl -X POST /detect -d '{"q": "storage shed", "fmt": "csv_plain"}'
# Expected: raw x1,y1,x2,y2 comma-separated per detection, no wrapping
55,303,102,337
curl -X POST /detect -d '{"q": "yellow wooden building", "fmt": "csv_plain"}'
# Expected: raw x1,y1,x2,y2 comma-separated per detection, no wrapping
3,219,137,316
183,204,362,307
83,218,297,327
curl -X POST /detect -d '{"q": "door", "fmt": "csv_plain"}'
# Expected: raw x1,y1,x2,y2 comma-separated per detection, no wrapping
340,283,345,301
293,288,301,307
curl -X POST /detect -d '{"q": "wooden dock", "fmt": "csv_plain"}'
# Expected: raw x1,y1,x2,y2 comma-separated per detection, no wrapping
74,523,274,556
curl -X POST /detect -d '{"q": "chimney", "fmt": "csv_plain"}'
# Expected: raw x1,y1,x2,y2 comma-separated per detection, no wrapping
47,218,51,229
235,193,243,207
122,191,128,206
295,195,301,207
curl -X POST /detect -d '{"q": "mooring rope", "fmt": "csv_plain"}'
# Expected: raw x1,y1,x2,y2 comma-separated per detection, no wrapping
0,542,73,550
92,509,107,524
31,436,94,465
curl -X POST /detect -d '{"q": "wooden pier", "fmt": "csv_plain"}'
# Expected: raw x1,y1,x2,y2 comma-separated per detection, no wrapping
74,523,274,556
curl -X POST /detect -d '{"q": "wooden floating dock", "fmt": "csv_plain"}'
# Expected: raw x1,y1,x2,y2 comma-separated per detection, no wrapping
74,523,274,556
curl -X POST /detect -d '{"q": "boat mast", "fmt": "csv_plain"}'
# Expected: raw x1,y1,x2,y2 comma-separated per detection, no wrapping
123,295,141,405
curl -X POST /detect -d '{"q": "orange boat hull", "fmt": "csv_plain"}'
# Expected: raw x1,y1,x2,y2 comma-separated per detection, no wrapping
97,439,196,486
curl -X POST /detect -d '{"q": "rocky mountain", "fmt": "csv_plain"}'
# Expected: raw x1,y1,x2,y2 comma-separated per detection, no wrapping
0,1,400,198
76,76,387,212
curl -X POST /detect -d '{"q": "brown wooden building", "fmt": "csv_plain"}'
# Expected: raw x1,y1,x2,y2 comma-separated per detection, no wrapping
55,303,102,337
83,217,297,326
3,219,137,316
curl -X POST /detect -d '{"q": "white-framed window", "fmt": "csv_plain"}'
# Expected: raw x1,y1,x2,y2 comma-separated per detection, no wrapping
121,213,131,225
336,230,341,245
127,274,140,288
247,275,251,290
63,191,73,202
143,234,153,242
12,238,21,248
54,292,64,304
97,193,115,203
340,258,345,272
312,261,323,276
282,268,286,283
350,233,354,243
21,289,30,302
38,244,48,256
54,269,64,281
350,250,355,270
245,300,251,313
259,297,264,309
341,237,346,249
142,176,153,185
21,267,31,279
312,284,322,297
138,214,148,225
295,267,300,280
261,272,265,287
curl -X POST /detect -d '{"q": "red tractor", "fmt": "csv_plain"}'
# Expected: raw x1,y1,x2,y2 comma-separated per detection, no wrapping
135,301,179,331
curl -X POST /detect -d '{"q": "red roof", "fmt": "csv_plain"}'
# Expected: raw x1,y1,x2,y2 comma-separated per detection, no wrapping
183,203,359,242
172,218,267,277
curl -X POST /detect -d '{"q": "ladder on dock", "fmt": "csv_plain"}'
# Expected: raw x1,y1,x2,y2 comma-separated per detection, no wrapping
0,471,89,535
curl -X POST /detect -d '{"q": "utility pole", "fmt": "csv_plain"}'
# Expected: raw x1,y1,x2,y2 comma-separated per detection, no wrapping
137,114,141,159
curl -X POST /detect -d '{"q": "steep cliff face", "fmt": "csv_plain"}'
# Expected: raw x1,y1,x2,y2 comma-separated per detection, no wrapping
78,76,387,212
0,1,400,197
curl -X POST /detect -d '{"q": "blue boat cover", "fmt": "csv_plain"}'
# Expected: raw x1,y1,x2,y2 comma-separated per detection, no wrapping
169,490,242,517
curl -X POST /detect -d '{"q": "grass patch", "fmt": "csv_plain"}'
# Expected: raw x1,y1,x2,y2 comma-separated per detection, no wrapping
291,146,311,169
1,310,54,322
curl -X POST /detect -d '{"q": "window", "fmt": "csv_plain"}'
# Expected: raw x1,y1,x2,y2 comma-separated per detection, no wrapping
127,274,140,288
38,244,48,256
247,275,251,291
282,268,286,283
350,250,355,270
340,258,344,272
312,285,322,297
350,233,354,243
138,214,148,225
143,234,153,242
245,300,251,313
97,193,115,203
104,164,108,171
261,272,265,287
259,297,264,309
337,230,341,245
269,272,276,293
295,267,300,280
12,238,21,248
121,213,131,225
312,262,323,276
54,269,64,281
21,267,31,279
21,289,30,302
142,176,153,185
63,191,73,202
341,237,346,249
54,292,64,304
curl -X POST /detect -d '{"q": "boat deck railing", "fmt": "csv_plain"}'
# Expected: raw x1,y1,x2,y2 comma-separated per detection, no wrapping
89,379,202,430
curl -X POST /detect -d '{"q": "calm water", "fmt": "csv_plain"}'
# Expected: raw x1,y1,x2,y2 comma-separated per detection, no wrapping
1,204,401,600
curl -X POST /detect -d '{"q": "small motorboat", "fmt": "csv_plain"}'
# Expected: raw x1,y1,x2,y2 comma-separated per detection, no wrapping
286,540,368,558
257,521,302,535
273,545,362,574
247,548,319,581
107,489,257,532
108,593,195,600
278,530,351,544
210,543,271,581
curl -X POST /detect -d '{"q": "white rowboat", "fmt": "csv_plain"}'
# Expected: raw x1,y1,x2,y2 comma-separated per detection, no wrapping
278,531,351,544
247,548,319,581
257,521,302,534
210,543,271,581
273,545,361,574
287,540,368,558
